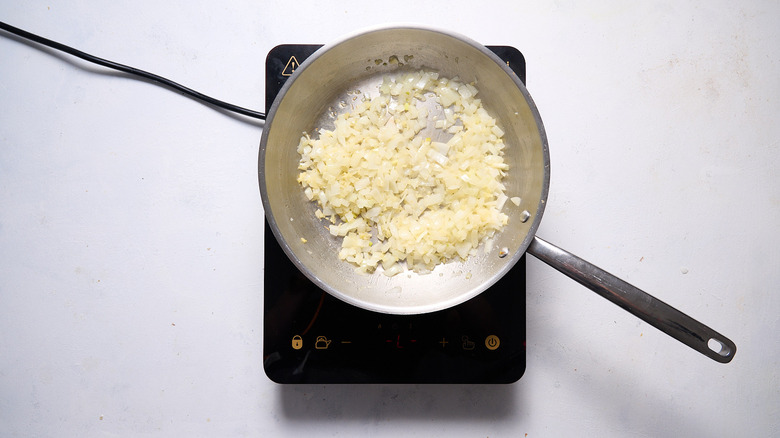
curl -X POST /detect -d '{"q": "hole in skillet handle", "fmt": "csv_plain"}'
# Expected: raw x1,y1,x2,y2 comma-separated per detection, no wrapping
708,337,734,359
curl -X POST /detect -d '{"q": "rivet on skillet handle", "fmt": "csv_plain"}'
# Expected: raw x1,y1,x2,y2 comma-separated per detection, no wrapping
527,236,736,363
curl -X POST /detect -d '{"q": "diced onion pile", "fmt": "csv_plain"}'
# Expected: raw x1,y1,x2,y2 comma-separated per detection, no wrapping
296,70,510,276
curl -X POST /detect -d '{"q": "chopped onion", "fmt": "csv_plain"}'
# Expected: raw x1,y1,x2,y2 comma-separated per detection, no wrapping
297,70,512,275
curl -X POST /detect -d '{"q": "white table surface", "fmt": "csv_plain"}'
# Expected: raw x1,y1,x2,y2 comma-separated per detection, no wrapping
1,1,778,436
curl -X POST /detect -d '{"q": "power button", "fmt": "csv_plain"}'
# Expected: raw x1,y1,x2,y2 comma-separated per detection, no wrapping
485,335,500,351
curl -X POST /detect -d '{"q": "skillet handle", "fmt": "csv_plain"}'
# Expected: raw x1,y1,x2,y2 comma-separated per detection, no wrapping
527,236,736,363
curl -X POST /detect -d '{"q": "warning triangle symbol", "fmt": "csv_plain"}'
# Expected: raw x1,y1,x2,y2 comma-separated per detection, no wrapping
282,56,300,76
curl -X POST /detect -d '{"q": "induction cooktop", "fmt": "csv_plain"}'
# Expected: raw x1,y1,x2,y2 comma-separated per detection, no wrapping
262,44,527,384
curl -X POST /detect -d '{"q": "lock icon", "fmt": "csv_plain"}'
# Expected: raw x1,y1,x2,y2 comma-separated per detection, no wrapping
291,335,303,350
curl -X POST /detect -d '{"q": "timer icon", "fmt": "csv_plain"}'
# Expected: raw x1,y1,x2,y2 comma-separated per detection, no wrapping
485,335,500,351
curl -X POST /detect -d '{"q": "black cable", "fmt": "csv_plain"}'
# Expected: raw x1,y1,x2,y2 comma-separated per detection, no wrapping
0,21,266,120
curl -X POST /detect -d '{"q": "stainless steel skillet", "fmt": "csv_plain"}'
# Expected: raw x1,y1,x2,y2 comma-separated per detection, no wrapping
258,25,735,363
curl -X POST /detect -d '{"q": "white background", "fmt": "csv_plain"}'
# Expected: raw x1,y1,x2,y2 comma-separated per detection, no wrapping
1,1,778,436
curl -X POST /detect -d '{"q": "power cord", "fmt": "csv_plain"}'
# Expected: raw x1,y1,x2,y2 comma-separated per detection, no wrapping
0,21,266,120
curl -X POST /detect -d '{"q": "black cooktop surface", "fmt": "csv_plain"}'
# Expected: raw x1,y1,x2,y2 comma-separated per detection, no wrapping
262,44,527,384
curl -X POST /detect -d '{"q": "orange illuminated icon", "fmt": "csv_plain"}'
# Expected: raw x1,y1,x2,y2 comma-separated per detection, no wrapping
315,336,332,350
485,335,500,351
291,335,303,350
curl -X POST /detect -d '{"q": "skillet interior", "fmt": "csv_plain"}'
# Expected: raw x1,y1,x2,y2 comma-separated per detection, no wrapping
259,26,549,314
